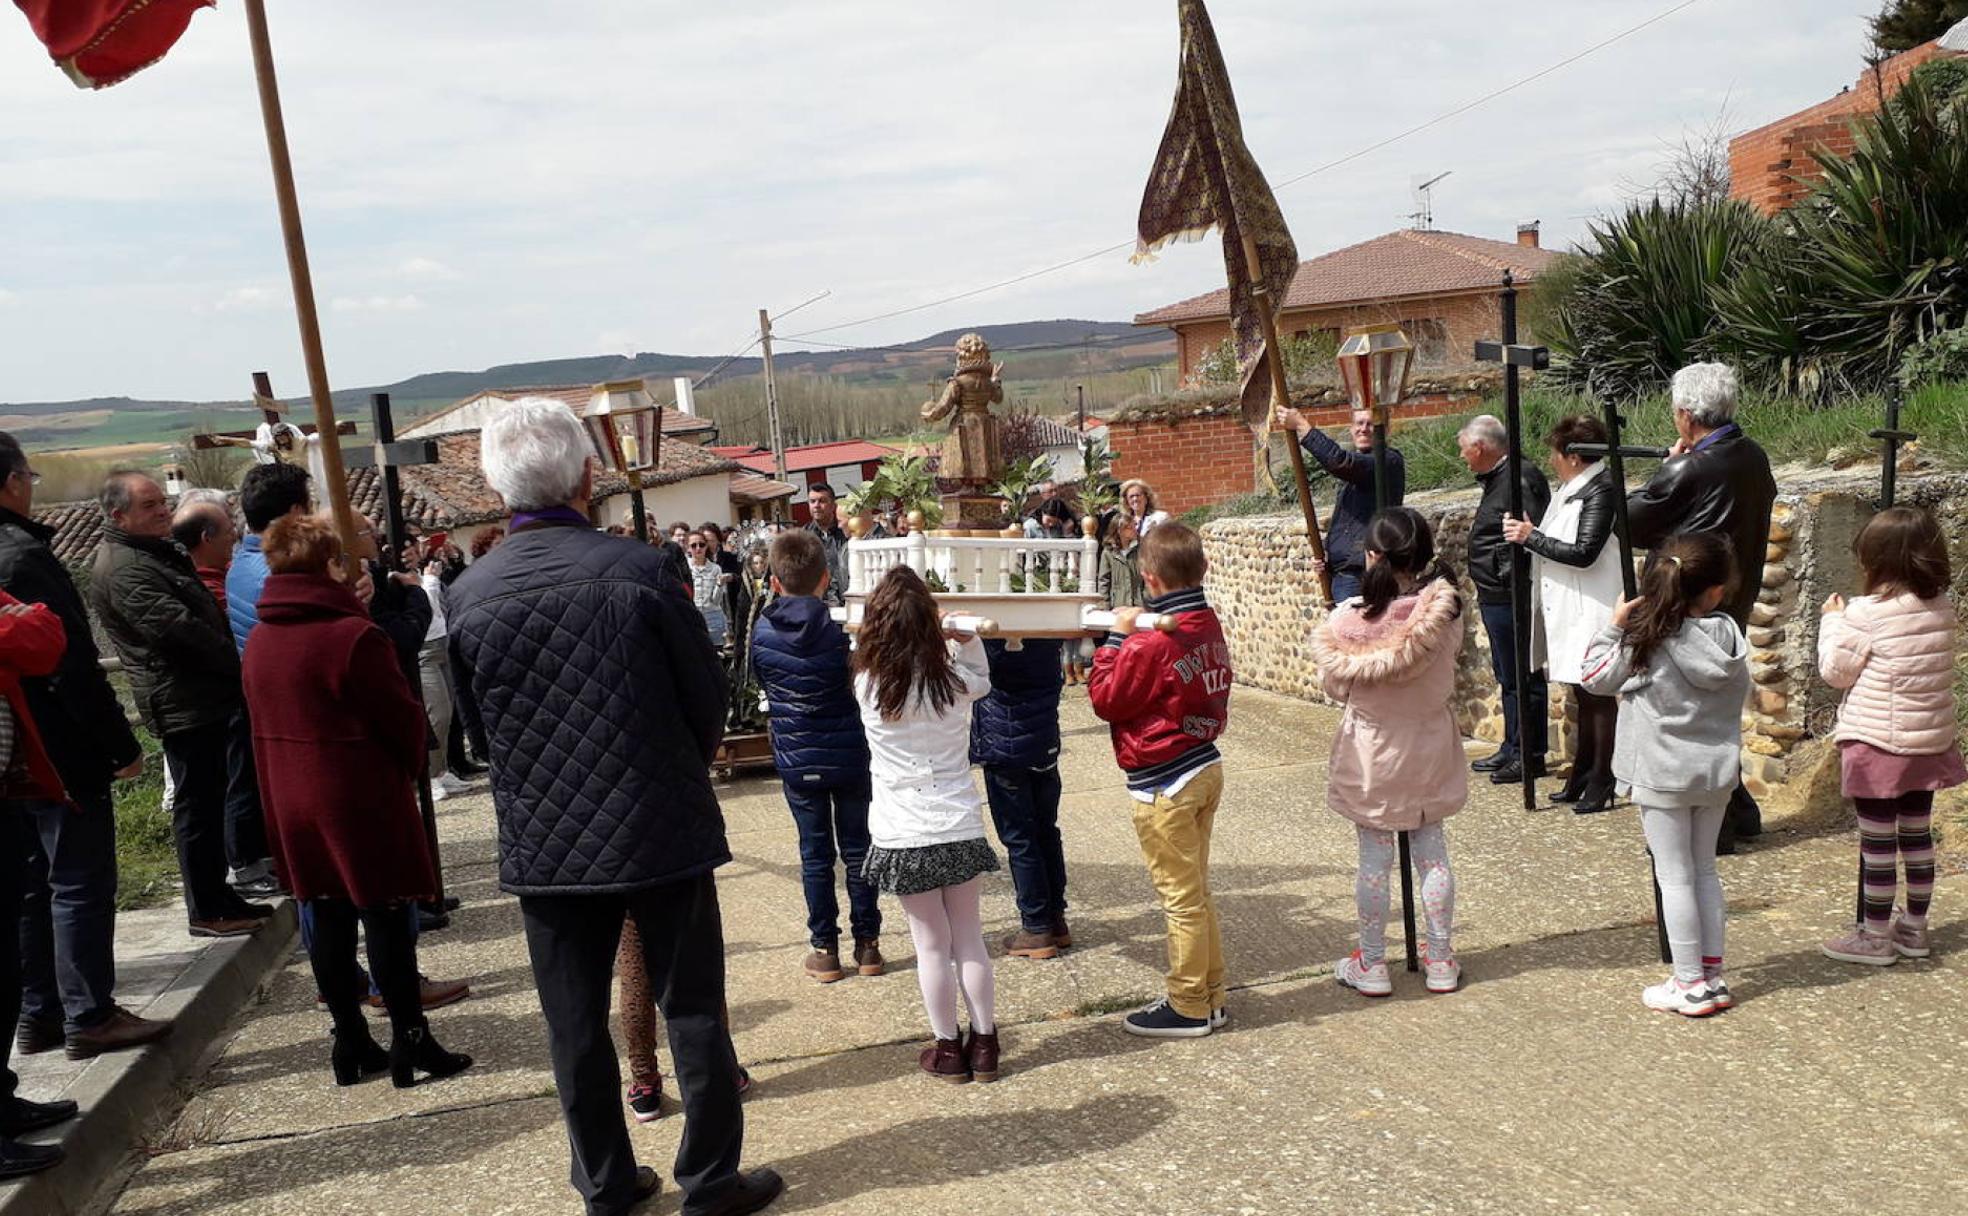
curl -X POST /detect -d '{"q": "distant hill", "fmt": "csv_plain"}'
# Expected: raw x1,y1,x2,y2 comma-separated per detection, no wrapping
5,318,1172,451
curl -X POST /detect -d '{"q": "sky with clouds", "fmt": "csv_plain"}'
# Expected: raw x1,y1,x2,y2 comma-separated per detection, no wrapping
0,0,1892,402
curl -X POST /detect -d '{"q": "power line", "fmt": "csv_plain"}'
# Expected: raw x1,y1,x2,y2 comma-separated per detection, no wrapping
782,0,1709,344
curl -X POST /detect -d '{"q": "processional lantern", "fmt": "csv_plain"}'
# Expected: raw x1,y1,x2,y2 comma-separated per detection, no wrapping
583,380,661,473
582,380,663,540
1335,323,1415,421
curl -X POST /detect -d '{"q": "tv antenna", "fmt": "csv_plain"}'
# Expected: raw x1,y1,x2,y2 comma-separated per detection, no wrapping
1408,171,1452,231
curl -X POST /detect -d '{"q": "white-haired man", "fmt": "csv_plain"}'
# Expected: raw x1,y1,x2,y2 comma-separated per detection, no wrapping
445,397,780,1216
1627,362,1776,847
1459,413,1551,786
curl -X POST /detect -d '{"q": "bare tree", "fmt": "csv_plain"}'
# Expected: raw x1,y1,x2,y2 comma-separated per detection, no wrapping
1621,100,1736,208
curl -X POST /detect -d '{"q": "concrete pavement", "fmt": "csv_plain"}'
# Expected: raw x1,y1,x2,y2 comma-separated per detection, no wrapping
102,687,1967,1215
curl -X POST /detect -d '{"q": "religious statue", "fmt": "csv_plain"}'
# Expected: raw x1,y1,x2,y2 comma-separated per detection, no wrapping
210,419,329,488
920,333,1005,487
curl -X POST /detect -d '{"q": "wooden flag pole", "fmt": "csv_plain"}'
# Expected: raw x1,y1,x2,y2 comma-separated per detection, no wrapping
242,0,359,560
1241,234,1332,605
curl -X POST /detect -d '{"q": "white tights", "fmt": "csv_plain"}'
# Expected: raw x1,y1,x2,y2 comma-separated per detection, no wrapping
1639,802,1728,982
898,877,995,1040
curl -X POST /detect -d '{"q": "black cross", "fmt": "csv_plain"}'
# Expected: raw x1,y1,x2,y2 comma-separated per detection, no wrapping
354,392,441,568
1871,382,1916,510
1472,275,1549,812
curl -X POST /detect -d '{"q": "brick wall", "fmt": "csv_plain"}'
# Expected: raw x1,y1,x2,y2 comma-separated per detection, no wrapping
1108,410,1254,514
1729,40,1957,215
1164,288,1527,384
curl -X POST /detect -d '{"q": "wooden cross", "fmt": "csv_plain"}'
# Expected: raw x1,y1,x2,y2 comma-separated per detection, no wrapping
191,370,355,451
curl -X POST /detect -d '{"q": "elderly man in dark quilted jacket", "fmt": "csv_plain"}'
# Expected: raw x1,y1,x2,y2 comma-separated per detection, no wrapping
89,472,274,940
447,398,781,1216
751,530,879,985
971,638,1069,959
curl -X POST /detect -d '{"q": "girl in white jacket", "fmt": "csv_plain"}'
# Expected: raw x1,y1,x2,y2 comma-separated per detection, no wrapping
853,566,1001,1082
1818,506,1963,966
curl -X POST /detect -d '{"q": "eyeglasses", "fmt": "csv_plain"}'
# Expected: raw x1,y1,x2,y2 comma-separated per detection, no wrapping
688,542,707,550
11,469,39,486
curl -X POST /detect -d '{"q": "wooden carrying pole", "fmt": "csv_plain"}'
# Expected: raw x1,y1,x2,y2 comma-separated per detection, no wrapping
1241,235,1332,605
243,0,359,558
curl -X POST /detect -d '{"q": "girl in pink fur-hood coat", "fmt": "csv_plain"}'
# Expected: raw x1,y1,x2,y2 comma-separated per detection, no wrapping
1311,574,1469,832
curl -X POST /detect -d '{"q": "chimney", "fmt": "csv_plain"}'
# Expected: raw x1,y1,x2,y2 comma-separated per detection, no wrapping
672,376,697,417
1516,221,1540,248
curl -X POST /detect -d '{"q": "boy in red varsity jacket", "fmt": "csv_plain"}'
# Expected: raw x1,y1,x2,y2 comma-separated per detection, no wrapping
1088,522,1233,1038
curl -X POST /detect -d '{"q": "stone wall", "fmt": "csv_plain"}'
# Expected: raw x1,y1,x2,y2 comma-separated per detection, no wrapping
1200,468,1968,792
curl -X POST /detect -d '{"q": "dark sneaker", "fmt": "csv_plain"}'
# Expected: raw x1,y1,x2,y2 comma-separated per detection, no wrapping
628,1164,660,1209
1122,997,1212,1039
1489,758,1546,785
65,1006,173,1060
0,1096,78,1136
804,947,845,983
15,1016,63,1057
626,1080,664,1124
1471,749,1513,773
852,939,885,976
188,917,259,939
1002,928,1060,960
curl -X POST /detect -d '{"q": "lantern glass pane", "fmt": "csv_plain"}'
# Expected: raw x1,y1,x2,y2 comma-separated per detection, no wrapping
627,409,660,471
1338,355,1368,410
583,414,622,471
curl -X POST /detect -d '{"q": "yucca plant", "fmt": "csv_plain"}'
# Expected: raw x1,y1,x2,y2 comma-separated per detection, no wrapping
1719,76,1968,389
1549,197,1773,398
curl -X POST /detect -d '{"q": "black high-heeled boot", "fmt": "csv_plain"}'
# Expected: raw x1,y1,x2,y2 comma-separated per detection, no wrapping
389,1025,474,1088
331,1031,390,1086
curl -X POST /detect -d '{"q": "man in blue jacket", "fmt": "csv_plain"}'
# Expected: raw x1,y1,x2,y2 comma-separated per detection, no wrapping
1273,404,1406,603
448,397,779,1216
972,637,1070,958
751,530,881,983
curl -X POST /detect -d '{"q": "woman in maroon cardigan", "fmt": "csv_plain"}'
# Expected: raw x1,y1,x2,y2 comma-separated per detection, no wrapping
241,514,470,1089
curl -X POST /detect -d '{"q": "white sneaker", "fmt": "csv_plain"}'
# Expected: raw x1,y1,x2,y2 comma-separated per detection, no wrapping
1420,946,1461,994
1209,1006,1230,1030
432,773,471,798
1705,976,1734,1010
1641,975,1718,1017
1334,950,1392,997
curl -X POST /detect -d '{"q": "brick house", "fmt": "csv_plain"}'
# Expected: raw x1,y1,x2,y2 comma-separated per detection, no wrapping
1728,36,1965,215
1133,226,1562,387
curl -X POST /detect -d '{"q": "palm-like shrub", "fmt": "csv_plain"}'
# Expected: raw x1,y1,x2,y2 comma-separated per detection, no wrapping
1549,197,1773,399
1718,76,1968,389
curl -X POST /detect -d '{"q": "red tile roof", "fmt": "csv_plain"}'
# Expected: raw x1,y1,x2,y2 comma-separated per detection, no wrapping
713,440,899,475
33,436,744,570
1134,229,1564,326
728,472,799,503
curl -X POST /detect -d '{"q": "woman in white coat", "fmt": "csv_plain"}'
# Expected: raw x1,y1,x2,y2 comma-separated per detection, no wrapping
1503,415,1626,814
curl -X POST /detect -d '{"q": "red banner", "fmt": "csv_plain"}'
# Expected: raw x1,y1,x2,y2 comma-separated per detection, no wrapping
13,0,213,88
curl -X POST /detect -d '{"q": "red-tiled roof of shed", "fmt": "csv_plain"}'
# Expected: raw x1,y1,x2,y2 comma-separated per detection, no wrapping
711,440,899,476
1134,229,1564,326
408,385,719,438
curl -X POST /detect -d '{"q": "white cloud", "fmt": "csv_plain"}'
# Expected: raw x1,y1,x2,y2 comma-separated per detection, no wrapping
0,0,1892,400
213,286,280,313
0,288,16,307
331,294,423,314
397,256,458,281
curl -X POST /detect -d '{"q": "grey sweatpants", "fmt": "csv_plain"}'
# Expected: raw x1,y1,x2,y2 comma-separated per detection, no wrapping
1640,801,1728,982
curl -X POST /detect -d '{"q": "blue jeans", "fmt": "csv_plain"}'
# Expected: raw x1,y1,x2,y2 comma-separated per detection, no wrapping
300,899,419,997
781,780,879,947
1479,601,1548,759
1330,570,1363,604
16,790,119,1033
983,765,1068,933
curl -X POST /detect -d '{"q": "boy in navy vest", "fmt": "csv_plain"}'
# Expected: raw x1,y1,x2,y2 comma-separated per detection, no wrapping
1089,522,1233,1039
753,531,882,982
971,638,1070,958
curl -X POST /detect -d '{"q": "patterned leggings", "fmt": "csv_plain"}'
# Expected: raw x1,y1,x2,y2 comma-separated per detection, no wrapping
1355,822,1454,965
1858,792,1936,933
615,917,662,1086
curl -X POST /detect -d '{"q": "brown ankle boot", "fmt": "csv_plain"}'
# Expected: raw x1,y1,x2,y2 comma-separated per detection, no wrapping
853,939,885,976
965,1028,1000,1083
918,1036,970,1083
1002,928,1060,960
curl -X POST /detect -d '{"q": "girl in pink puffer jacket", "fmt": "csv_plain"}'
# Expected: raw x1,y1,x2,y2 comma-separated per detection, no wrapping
1310,508,1468,997
1818,506,1963,966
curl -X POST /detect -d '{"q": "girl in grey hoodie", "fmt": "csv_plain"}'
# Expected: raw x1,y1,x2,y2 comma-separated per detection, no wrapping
1581,532,1749,1018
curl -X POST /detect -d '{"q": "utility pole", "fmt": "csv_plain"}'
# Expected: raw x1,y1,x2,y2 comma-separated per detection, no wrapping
1076,383,1086,431
758,307,786,480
